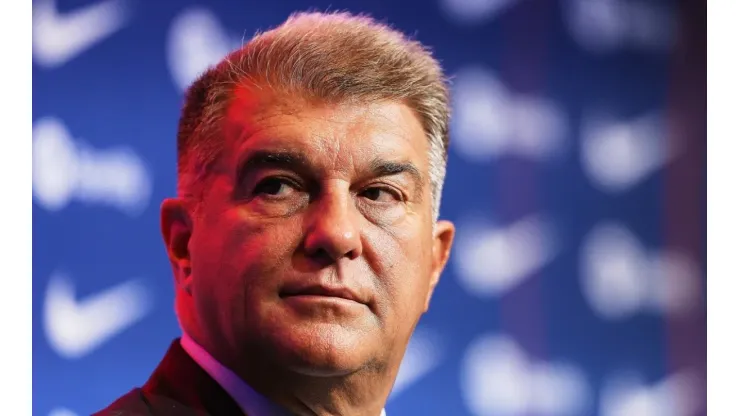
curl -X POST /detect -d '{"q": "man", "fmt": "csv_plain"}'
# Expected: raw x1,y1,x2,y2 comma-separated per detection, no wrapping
96,11,455,416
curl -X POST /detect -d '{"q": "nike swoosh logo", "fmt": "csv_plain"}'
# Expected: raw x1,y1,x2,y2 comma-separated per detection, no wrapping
43,272,153,359
33,0,130,68
455,215,559,297
582,112,675,193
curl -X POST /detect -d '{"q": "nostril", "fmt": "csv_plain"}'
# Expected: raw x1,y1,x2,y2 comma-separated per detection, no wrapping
306,247,336,268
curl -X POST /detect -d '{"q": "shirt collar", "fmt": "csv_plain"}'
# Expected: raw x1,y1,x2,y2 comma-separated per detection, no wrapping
180,333,292,416
179,333,387,416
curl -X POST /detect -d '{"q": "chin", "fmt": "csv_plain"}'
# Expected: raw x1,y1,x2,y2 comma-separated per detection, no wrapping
268,322,375,377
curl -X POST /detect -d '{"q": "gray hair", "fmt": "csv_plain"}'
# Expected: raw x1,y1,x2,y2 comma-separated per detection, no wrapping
177,11,451,220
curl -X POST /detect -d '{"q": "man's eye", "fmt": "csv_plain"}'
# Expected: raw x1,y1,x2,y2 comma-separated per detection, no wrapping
360,187,400,203
253,178,296,197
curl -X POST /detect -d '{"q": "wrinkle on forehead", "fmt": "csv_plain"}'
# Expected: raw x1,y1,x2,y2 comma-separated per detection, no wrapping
221,87,429,178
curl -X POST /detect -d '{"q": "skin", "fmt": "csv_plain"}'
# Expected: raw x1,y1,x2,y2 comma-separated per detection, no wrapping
161,85,455,416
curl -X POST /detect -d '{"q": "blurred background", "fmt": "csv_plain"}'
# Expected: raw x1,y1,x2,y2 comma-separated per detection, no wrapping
32,0,706,415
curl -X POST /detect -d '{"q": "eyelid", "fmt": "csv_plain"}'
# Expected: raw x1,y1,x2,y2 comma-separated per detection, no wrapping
249,172,409,199
363,183,405,201
253,172,303,188
246,176,302,201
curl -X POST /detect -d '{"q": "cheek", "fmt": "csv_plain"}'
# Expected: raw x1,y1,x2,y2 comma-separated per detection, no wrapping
188,218,245,319
189,210,302,333
366,223,433,318
192,210,301,293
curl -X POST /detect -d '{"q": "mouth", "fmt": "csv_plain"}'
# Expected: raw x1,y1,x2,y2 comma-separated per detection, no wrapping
280,285,365,304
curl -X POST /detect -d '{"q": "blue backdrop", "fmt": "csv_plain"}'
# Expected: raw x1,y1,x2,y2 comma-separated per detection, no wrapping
33,0,706,415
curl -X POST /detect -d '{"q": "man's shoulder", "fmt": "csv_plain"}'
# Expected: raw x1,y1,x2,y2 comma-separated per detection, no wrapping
91,338,242,416
92,387,213,416
92,388,150,416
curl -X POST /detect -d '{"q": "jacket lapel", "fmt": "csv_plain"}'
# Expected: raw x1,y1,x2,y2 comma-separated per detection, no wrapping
141,338,245,415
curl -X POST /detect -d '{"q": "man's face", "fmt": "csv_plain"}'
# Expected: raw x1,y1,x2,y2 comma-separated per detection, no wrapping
165,87,454,377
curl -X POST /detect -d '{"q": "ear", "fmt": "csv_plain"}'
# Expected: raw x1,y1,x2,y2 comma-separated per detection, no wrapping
161,198,194,295
424,219,455,312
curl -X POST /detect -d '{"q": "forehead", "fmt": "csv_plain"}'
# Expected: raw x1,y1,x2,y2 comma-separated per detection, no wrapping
221,87,430,173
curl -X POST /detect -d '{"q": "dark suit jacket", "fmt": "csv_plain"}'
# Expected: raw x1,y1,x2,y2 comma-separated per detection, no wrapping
93,338,245,415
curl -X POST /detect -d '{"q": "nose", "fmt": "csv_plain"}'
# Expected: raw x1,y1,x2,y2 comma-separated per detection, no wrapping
303,188,363,263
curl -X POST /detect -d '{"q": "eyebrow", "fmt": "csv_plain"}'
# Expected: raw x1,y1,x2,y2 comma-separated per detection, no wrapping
238,150,312,177
237,150,424,196
368,157,424,194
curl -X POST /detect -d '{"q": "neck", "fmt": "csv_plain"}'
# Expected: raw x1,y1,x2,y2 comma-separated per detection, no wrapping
181,322,402,416
235,354,396,416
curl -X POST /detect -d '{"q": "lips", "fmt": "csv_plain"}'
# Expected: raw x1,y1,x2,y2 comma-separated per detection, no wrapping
280,284,366,304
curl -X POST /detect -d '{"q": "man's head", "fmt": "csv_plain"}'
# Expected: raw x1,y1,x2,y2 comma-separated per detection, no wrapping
161,10,455,393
